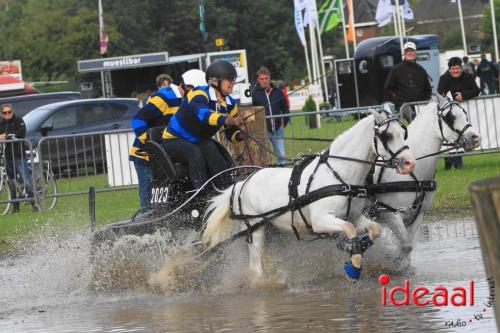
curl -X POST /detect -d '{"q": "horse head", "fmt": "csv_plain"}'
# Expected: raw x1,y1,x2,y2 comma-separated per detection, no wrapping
371,110,416,174
434,94,481,151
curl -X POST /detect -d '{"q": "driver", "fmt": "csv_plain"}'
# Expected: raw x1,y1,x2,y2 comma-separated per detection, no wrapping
162,60,244,191
129,69,207,209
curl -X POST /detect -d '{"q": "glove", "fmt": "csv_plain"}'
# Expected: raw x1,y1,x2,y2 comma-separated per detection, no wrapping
235,131,246,142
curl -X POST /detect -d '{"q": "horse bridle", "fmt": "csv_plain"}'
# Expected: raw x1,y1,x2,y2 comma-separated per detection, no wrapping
373,114,409,168
437,101,472,147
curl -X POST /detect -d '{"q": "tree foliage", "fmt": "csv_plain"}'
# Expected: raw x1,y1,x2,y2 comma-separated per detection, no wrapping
0,0,349,83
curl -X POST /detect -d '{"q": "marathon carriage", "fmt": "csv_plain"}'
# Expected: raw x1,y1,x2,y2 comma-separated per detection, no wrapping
91,128,246,247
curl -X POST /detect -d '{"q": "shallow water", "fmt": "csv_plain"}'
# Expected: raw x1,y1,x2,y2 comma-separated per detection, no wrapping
0,218,496,333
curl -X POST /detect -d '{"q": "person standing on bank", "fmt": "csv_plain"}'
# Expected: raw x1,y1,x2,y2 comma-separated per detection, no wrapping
0,104,36,213
252,67,290,166
384,42,432,120
476,53,498,95
437,57,480,170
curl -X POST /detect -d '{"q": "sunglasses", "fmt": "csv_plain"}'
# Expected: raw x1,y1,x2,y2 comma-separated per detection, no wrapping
2,110,13,115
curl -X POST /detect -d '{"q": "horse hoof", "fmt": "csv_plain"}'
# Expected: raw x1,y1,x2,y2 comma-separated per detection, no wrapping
344,261,362,281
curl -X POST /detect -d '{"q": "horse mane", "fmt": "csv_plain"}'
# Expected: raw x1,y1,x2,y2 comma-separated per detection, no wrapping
329,114,375,153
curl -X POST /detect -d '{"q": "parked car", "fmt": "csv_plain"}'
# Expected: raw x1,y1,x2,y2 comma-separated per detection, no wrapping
23,98,139,173
0,91,81,118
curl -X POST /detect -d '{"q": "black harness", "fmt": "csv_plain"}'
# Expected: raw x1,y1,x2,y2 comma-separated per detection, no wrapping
362,100,472,227
228,115,409,243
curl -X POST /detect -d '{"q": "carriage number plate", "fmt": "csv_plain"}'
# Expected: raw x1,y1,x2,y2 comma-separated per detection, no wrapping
150,186,169,204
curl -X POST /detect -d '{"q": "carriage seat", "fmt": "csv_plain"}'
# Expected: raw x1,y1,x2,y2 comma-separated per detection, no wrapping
143,127,188,181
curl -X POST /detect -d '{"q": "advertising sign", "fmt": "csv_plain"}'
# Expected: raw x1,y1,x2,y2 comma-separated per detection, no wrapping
206,50,252,105
0,60,22,79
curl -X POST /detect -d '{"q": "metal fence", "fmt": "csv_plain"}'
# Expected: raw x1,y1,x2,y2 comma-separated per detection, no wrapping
399,95,500,154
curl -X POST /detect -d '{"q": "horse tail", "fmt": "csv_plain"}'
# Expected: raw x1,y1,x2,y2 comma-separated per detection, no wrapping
202,188,238,248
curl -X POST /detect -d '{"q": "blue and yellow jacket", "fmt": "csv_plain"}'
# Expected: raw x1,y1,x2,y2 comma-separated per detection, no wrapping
163,85,241,143
129,84,183,161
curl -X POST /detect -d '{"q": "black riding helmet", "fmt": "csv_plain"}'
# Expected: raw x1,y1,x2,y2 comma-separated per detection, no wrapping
206,60,237,96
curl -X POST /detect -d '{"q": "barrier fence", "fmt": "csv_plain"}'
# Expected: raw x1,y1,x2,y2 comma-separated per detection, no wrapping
0,95,499,213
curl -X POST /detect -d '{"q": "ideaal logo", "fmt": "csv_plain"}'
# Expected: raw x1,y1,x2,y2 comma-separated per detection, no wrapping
379,274,495,328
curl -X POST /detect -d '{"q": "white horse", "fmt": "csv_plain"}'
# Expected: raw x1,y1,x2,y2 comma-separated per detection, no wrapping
201,110,416,283
357,95,481,264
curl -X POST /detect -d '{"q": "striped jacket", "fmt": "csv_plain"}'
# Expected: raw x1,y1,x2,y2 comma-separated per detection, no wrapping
163,85,240,143
129,84,182,161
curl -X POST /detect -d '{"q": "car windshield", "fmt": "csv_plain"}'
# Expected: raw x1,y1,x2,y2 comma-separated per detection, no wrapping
23,107,51,132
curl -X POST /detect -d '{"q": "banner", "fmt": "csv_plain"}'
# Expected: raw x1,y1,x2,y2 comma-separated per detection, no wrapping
294,0,307,46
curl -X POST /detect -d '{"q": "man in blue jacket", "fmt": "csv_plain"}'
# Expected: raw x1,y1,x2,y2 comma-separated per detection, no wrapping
476,53,498,95
252,67,290,166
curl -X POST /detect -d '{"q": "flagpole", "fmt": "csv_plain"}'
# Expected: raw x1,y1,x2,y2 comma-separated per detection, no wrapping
348,0,357,52
457,0,468,54
340,0,349,58
490,0,499,62
306,0,322,127
396,1,404,56
314,4,329,102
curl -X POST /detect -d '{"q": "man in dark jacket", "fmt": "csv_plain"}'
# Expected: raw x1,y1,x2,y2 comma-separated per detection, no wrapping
384,42,432,120
252,67,290,166
476,53,498,95
0,103,35,213
438,57,480,170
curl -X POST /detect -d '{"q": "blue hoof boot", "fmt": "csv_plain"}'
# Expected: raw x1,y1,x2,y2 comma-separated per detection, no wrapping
344,261,362,280
359,234,373,253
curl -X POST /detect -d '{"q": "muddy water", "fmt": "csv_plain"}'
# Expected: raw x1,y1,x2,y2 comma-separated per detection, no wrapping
0,218,496,333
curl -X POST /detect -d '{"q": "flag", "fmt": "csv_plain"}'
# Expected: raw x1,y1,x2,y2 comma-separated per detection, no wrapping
318,0,343,32
346,0,355,41
402,0,414,20
199,0,208,41
98,0,108,55
376,0,392,27
303,0,319,28
294,0,307,46
376,0,413,27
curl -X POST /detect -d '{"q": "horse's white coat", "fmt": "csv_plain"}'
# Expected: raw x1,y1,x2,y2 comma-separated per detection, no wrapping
357,95,481,262
202,111,416,282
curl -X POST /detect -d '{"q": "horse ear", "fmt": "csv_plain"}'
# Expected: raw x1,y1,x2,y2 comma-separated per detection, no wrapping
435,93,447,106
370,109,385,123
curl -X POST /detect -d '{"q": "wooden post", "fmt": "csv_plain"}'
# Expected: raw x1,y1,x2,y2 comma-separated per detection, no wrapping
216,106,272,166
469,176,500,328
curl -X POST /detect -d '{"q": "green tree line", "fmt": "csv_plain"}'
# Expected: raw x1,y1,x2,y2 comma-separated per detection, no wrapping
0,0,341,84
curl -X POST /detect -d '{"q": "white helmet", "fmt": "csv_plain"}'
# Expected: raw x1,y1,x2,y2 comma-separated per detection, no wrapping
181,69,207,88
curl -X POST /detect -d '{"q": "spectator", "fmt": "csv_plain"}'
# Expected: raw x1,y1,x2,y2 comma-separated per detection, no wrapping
0,104,36,213
476,53,498,95
252,67,290,166
462,56,475,76
384,41,432,121
437,57,480,170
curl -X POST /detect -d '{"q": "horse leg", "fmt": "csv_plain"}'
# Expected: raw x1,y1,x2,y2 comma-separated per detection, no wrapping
310,215,363,281
354,215,382,254
380,212,411,253
247,226,265,284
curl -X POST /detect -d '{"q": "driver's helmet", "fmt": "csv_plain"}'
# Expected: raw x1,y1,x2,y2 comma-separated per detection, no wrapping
181,69,207,88
205,60,237,86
